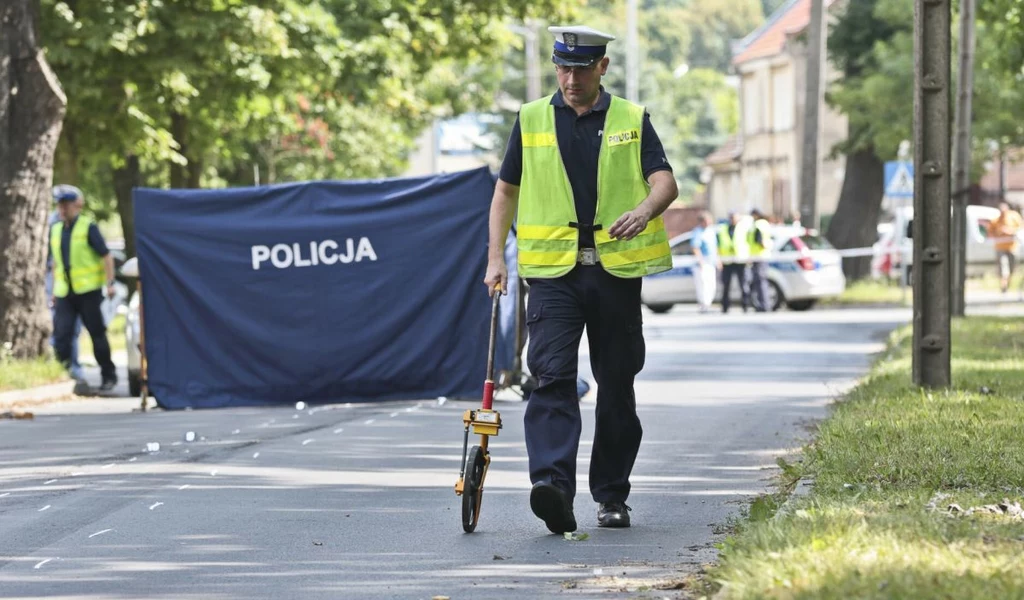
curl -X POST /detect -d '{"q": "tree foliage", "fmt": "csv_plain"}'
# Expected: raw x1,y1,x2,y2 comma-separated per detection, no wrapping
40,0,576,247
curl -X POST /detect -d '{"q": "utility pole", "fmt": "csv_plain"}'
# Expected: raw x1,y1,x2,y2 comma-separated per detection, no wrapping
950,0,976,317
509,22,542,101
626,0,639,102
912,0,951,387
800,0,825,230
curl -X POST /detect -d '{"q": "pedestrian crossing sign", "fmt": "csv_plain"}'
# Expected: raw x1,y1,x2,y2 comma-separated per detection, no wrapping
884,161,914,198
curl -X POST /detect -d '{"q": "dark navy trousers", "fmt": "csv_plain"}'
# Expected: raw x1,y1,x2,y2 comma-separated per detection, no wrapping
524,264,645,505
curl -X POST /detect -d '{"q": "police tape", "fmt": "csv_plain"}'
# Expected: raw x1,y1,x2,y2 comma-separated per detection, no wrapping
714,235,1021,265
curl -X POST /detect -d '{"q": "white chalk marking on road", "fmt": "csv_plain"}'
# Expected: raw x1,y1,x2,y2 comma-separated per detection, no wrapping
302,439,314,446
128,457,138,462
102,463,115,469
70,472,84,477
252,452,260,459
178,484,190,491
33,558,55,569
149,502,164,510
364,419,375,425
0,493,10,498
88,529,112,539
38,505,51,512
333,428,344,434
389,412,399,418
43,479,57,485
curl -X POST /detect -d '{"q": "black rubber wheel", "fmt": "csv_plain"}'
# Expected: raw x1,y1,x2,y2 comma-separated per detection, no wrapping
768,281,784,312
787,299,816,311
647,303,673,314
461,445,487,533
128,371,142,397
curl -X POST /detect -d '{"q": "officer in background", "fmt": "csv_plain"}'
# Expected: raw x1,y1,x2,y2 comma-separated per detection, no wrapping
46,201,83,380
717,211,750,313
484,25,678,534
49,185,119,391
690,211,718,313
748,208,774,312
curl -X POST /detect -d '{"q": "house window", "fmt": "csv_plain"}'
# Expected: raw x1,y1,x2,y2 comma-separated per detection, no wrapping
773,68,793,131
743,76,761,134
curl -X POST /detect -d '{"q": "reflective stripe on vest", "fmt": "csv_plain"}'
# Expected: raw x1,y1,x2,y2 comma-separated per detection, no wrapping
50,217,105,297
748,219,772,257
516,94,671,279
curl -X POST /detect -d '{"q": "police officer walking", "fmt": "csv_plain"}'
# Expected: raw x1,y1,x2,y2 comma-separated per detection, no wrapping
49,185,119,391
484,25,678,534
717,211,750,313
747,208,774,312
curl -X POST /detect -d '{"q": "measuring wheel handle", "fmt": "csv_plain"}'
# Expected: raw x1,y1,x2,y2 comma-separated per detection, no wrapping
453,283,507,532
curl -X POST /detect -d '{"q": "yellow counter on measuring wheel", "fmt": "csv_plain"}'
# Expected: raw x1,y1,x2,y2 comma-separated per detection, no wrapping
462,409,502,437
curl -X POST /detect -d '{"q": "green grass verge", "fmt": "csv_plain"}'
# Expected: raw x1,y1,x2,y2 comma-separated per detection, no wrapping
0,356,69,392
966,272,1024,293
821,279,912,307
705,317,1024,599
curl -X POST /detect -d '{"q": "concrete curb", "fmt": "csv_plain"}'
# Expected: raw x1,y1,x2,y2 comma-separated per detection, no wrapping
772,475,815,522
0,380,76,410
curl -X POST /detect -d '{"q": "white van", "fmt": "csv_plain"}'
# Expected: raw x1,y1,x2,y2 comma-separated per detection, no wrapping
875,205,1024,280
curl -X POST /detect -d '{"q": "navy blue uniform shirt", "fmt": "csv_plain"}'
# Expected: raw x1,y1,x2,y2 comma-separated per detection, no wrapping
498,87,673,247
55,215,110,293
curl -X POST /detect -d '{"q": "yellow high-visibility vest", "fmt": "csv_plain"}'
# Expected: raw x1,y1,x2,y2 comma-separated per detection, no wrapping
50,216,105,297
516,94,671,279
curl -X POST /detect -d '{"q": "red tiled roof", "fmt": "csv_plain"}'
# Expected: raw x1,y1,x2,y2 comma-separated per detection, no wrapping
733,0,836,66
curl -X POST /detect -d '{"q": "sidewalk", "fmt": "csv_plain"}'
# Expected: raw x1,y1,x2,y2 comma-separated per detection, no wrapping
0,350,140,415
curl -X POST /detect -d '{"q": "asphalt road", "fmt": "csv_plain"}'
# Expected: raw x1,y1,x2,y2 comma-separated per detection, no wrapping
0,306,908,600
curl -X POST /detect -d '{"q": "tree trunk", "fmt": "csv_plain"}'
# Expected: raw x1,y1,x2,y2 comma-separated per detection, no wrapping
113,154,140,259
169,111,188,188
826,148,885,282
0,0,67,358
186,155,202,188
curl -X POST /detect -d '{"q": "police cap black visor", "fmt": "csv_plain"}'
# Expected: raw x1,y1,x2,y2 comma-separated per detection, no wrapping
552,49,604,68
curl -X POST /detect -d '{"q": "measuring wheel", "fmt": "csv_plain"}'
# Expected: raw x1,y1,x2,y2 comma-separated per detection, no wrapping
462,445,487,533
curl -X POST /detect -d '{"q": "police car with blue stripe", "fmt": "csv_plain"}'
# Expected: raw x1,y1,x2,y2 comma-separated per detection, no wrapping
641,222,846,313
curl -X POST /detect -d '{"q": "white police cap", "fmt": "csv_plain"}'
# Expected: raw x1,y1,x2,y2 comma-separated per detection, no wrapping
548,25,616,67
52,184,84,203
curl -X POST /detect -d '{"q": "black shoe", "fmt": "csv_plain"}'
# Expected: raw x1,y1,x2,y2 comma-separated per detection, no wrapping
530,482,577,534
99,379,117,392
597,501,631,528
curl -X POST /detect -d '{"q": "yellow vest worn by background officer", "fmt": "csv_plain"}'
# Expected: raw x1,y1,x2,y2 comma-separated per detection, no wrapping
516,94,671,279
50,216,106,297
717,224,749,260
748,218,773,257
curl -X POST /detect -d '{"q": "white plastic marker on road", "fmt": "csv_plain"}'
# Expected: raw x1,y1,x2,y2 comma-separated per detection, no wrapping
301,439,314,446
43,479,57,485
88,529,112,539
149,502,163,511
253,452,260,459
102,463,114,469
333,428,344,434
0,493,9,498
33,558,55,569
364,419,375,425
389,412,399,418
178,485,190,491
129,457,138,462
38,505,51,512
